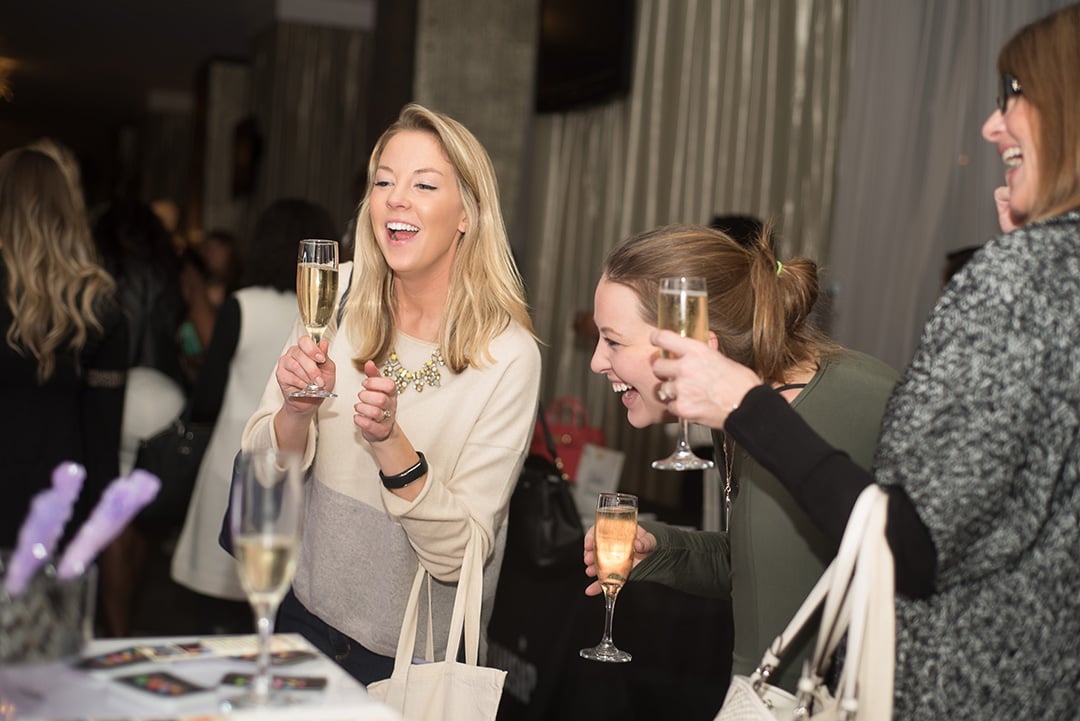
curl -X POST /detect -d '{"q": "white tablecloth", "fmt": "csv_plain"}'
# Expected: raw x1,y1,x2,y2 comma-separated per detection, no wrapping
0,634,401,720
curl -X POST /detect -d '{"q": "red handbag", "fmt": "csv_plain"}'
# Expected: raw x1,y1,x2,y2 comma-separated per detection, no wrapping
529,396,605,481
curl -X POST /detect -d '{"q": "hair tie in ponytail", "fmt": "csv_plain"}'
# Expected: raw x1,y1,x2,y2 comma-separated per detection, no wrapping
776,260,783,276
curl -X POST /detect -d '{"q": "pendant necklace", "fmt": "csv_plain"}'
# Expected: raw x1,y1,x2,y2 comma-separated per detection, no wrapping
383,348,445,393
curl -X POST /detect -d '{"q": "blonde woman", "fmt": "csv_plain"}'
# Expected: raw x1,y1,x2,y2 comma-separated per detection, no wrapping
243,104,541,683
0,147,127,548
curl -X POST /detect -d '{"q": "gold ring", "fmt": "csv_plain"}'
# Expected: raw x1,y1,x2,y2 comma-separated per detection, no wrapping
382,409,392,421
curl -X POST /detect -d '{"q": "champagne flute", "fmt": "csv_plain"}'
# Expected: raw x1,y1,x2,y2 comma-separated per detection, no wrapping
224,448,304,709
652,276,715,471
580,492,637,663
290,238,339,398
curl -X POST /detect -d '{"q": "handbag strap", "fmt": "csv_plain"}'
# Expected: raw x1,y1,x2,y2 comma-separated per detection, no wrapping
384,523,486,707
750,485,890,693
828,488,893,721
536,403,571,481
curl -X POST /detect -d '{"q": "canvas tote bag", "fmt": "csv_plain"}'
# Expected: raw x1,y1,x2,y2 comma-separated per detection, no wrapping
714,484,895,721
368,523,506,721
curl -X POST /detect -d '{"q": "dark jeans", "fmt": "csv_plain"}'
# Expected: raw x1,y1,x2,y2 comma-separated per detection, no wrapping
278,588,395,686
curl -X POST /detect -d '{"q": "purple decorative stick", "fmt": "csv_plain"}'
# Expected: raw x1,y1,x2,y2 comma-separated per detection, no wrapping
3,462,86,596
56,470,161,580
51,461,86,501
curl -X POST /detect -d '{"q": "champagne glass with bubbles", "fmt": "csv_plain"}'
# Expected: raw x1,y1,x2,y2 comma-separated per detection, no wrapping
652,276,715,471
224,448,304,709
580,492,637,663
290,238,339,398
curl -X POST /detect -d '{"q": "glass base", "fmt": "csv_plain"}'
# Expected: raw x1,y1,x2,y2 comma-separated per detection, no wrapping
580,641,632,663
288,384,337,399
652,449,715,471
219,686,299,711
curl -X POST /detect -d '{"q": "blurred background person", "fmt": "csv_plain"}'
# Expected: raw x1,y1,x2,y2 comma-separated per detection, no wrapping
171,198,338,634
0,146,128,603
178,228,241,383
91,197,187,635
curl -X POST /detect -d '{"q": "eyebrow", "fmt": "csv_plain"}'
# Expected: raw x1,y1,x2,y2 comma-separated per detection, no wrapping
376,165,447,177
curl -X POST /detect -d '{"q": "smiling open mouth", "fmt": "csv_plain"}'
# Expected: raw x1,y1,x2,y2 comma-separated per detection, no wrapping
1002,147,1022,168
388,221,419,240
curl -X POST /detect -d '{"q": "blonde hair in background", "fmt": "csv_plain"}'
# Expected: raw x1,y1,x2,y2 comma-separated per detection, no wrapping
998,2,1080,221
0,147,116,382
602,223,838,386
345,103,535,373
27,137,87,218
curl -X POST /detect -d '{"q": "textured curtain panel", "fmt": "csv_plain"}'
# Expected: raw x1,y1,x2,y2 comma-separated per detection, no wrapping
247,22,373,238
826,0,1074,371
523,0,849,500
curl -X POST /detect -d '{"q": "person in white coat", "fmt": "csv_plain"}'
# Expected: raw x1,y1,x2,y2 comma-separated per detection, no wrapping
170,199,339,630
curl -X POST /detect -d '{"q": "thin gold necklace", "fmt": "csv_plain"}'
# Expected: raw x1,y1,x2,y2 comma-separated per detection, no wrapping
383,348,445,393
720,435,737,531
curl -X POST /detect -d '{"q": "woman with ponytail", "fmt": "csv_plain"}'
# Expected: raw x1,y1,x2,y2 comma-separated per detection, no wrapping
583,222,898,692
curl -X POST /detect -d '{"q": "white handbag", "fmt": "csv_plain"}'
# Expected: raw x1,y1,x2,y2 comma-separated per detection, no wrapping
367,524,506,721
714,484,895,721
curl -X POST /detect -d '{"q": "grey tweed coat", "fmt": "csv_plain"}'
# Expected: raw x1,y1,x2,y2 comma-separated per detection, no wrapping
874,211,1080,719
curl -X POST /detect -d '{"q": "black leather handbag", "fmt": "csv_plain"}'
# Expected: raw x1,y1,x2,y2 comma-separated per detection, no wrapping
507,405,585,570
133,407,212,530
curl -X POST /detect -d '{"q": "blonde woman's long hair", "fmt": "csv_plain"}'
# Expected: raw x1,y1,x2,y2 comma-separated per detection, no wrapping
345,103,535,373
0,148,116,382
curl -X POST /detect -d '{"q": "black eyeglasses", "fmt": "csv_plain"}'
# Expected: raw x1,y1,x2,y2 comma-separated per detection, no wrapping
997,74,1022,113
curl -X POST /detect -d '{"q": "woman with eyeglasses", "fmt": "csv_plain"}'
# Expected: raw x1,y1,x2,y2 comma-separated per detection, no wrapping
650,4,1080,719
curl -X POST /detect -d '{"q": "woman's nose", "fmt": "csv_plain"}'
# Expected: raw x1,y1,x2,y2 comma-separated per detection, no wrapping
589,341,606,374
386,184,408,208
981,108,1004,143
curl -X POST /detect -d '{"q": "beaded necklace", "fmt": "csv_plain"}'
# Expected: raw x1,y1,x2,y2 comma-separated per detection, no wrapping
383,348,445,393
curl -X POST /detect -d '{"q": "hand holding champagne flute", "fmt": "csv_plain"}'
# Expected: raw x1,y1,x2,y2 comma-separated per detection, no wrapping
225,448,304,709
580,492,637,663
652,276,715,471
290,238,339,398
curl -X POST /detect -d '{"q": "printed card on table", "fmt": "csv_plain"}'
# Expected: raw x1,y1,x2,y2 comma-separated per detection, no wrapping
115,670,209,698
572,443,625,519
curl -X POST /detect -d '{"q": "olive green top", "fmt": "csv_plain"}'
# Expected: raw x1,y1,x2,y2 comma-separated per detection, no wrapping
632,349,898,692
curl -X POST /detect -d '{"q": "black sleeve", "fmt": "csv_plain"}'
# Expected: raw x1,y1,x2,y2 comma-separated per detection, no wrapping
725,385,938,598
189,295,240,423
79,307,129,530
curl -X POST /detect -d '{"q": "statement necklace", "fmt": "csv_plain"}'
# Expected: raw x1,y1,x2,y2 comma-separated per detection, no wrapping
383,348,445,393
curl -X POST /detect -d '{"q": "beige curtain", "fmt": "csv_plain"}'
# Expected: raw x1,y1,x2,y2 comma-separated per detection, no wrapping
522,0,849,501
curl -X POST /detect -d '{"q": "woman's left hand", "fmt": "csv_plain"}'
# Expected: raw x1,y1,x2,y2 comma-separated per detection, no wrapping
354,360,398,442
650,329,762,429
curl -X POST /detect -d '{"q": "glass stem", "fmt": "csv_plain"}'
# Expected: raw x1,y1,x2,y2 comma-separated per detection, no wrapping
675,418,693,454
600,588,620,647
252,601,275,703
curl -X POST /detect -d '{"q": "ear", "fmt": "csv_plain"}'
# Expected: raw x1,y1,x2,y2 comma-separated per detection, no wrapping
707,330,720,351
458,211,468,235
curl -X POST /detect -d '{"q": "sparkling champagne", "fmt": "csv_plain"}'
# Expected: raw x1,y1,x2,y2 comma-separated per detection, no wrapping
235,534,298,606
296,263,339,343
657,288,708,357
595,506,637,592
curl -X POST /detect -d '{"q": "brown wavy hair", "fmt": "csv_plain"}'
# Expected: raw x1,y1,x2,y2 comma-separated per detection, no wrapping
0,148,116,382
602,223,838,386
